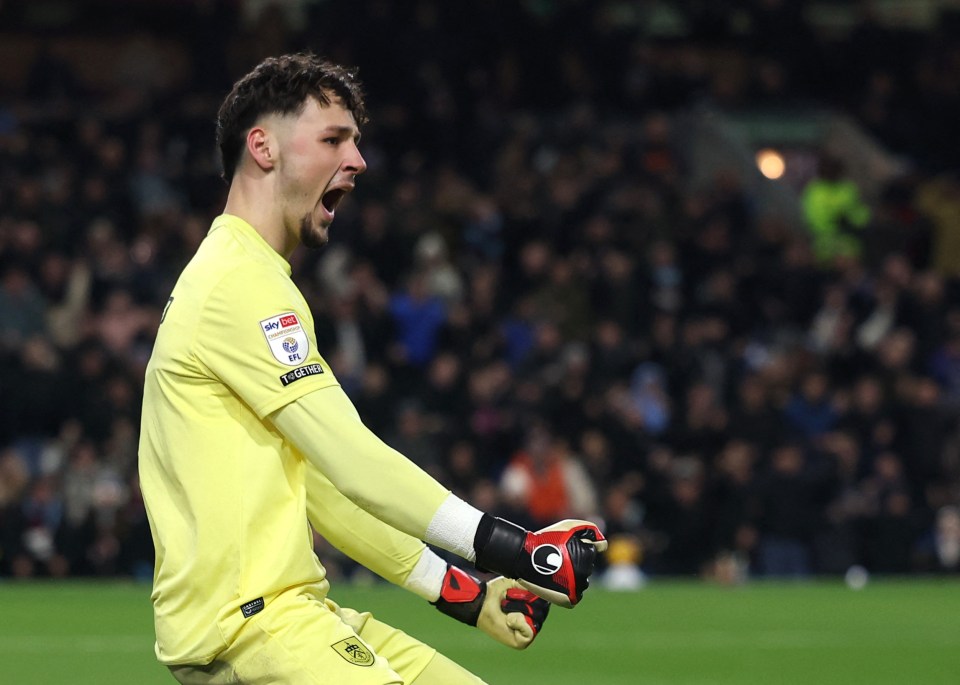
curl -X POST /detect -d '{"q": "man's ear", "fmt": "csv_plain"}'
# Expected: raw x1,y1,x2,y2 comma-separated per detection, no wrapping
246,127,275,172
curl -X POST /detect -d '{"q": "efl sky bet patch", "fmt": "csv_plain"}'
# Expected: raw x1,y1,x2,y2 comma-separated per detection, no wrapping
260,311,310,366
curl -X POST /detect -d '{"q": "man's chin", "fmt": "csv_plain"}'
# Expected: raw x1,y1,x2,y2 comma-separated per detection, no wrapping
299,220,331,250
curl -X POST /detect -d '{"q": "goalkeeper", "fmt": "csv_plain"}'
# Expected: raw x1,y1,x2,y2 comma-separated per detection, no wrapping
138,52,605,685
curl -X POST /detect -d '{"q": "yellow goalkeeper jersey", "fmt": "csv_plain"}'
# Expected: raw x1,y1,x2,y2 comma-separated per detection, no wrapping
138,214,344,665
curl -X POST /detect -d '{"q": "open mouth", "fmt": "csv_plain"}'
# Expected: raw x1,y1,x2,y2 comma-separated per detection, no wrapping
321,187,348,216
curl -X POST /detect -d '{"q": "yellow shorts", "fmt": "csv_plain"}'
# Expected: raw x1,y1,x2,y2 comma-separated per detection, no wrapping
169,584,436,685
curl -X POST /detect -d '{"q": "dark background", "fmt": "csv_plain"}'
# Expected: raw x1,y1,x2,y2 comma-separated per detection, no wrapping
1,0,959,584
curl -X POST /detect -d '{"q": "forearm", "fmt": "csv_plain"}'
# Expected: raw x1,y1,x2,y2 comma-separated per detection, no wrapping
304,461,432,588
272,385,481,557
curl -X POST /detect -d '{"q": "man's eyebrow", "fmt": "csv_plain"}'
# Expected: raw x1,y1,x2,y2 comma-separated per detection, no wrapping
320,125,361,143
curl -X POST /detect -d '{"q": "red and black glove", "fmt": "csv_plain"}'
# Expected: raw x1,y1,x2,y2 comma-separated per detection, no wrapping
432,565,549,649
473,517,607,608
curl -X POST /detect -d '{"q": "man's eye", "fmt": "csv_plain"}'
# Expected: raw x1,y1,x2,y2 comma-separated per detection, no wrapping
323,138,339,145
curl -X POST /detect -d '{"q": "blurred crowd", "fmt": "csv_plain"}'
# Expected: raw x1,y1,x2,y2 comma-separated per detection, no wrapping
2,0,960,584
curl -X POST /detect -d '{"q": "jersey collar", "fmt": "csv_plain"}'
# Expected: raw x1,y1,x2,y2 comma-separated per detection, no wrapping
210,214,292,276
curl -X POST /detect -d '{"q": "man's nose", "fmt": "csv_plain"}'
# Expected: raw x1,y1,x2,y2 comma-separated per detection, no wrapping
345,144,367,176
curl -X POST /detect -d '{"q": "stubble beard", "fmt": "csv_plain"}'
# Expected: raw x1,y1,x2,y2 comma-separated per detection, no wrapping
299,214,330,250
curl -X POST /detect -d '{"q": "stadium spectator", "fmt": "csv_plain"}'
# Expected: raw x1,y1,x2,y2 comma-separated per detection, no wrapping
0,262,47,349
784,370,841,443
915,505,960,574
705,439,759,571
384,399,444,480
727,373,787,457
815,430,869,574
500,420,600,528
388,268,447,367
801,153,871,264
645,456,713,576
754,443,833,578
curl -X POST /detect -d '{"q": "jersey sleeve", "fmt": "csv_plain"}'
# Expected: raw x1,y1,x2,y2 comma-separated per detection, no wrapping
305,462,427,587
196,263,339,417
271,385,451,539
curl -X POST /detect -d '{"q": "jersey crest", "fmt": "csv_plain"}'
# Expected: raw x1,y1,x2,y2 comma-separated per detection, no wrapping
259,311,310,366
330,637,374,667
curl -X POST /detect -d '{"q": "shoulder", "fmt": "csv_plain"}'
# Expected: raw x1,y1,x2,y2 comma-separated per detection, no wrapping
201,255,295,311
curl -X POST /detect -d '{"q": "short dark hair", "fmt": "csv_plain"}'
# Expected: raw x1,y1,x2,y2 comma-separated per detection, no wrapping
216,53,368,182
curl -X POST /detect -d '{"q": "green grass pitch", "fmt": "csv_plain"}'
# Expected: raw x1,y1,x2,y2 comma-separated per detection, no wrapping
2,579,959,684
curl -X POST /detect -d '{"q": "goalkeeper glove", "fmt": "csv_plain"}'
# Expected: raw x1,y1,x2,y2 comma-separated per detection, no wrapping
432,565,549,649
473,517,607,608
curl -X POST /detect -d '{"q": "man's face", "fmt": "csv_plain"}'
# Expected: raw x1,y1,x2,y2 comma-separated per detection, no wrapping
271,95,366,249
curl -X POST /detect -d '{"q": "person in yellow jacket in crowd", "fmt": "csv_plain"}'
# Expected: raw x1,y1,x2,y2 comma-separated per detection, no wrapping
801,152,871,264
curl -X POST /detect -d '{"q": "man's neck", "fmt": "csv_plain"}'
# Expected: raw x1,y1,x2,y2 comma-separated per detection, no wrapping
222,176,294,258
